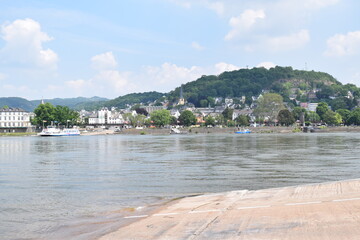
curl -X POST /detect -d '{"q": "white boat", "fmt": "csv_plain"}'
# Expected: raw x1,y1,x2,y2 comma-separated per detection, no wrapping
38,126,80,137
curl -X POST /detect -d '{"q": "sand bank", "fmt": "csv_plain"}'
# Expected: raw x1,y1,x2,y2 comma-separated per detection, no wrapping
98,178,360,240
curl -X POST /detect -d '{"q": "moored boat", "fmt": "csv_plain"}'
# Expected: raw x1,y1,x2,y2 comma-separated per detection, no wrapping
235,128,251,134
38,126,80,137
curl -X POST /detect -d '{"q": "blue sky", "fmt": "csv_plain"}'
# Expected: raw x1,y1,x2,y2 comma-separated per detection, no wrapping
0,0,360,100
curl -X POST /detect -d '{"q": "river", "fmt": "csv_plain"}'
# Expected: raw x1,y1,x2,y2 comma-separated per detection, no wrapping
1,133,360,239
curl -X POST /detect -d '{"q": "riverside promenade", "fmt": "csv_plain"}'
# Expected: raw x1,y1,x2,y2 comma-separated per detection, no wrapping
99,179,360,240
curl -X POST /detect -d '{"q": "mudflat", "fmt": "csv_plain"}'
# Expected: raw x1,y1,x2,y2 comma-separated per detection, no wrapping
99,179,360,240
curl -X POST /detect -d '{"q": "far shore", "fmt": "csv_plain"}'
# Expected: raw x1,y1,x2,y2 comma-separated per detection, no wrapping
86,125,360,136
2,126,360,137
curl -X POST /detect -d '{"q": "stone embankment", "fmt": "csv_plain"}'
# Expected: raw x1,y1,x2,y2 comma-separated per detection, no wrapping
99,178,360,240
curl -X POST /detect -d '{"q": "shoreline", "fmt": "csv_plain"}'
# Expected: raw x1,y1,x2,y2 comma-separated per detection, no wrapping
97,178,360,240
3,126,360,137
96,125,360,135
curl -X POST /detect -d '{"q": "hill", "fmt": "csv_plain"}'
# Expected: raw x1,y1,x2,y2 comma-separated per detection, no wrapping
0,97,36,111
72,92,165,110
0,96,109,111
168,66,342,107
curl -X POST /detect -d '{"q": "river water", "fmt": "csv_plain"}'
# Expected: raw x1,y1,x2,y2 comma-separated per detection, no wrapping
1,133,360,239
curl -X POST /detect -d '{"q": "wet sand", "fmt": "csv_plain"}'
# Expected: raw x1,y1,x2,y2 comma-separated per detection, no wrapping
98,178,360,240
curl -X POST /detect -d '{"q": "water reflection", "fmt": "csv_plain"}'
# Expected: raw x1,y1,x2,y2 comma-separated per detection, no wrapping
1,133,360,239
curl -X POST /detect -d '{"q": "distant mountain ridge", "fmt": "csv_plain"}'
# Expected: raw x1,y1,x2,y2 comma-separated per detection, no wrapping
0,96,108,112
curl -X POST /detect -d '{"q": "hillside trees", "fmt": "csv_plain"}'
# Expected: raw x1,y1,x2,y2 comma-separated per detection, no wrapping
167,66,340,107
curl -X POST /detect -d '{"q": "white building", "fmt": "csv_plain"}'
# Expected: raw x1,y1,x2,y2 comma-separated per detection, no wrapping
0,107,32,132
88,107,124,125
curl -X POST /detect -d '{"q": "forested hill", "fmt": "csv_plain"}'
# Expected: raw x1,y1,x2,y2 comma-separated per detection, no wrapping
168,66,340,106
73,91,165,110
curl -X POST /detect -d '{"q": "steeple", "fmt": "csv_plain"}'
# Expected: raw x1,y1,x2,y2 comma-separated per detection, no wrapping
178,85,185,105
180,85,183,99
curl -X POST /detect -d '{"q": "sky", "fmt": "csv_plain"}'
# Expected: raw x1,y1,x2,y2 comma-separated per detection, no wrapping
0,0,360,100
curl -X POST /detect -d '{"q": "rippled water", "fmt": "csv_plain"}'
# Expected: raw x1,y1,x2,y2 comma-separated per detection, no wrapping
1,133,360,239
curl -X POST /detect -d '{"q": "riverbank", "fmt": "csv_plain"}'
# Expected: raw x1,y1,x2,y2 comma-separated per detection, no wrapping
98,178,360,240
109,125,360,135
3,126,360,137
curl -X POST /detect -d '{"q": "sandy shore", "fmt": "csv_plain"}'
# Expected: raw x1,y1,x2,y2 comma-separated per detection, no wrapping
98,178,360,240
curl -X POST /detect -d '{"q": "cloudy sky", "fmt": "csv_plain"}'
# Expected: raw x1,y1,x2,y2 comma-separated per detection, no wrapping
0,0,360,100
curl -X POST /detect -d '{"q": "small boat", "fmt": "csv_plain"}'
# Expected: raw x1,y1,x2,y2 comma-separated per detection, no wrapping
38,126,80,137
235,128,251,134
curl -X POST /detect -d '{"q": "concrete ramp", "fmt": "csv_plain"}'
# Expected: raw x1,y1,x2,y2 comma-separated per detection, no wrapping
99,179,360,240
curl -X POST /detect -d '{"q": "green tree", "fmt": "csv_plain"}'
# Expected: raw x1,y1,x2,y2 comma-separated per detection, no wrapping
222,107,234,121
235,115,250,126
33,103,56,127
178,110,197,126
316,102,329,120
322,110,342,125
292,107,306,121
277,109,295,126
347,108,360,125
305,111,321,123
204,116,216,126
135,107,148,116
336,109,351,125
253,93,285,124
150,109,172,127
54,105,79,126
215,114,225,125
199,99,208,108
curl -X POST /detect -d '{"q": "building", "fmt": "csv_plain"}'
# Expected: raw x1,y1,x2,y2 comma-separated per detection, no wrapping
88,108,124,125
0,107,32,132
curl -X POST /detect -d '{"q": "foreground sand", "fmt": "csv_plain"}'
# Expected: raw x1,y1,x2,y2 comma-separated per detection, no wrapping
99,179,360,240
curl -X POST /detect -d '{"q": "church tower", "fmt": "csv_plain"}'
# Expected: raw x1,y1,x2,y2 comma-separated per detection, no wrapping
178,85,185,105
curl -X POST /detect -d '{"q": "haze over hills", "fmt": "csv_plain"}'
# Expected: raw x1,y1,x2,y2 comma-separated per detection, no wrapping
1,66,359,112
0,96,108,112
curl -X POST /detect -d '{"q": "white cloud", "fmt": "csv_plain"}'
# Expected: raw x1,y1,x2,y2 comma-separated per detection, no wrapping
324,31,360,57
225,9,266,41
94,70,129,92
144,62,204,88
91,51,118,70
303,0,340,9
191,41,205,51
168,0,224,15
207,1,225,15
65,79,87,90
215,62,240,74
257,62,276,69
266,29,310,52
0,18,58,68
